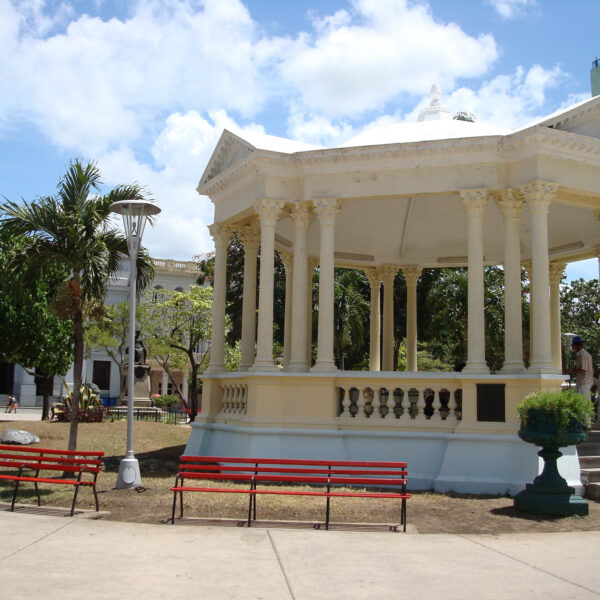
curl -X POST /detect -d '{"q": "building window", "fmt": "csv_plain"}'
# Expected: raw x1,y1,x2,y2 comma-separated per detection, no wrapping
35,370,54,396
92,360,111,391
167,382,173,395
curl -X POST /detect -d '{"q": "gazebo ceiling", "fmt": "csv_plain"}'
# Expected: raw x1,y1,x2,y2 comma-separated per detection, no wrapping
199,94,600,269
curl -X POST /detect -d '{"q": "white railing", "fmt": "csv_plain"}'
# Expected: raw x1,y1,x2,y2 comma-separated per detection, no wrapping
220,383,248,415
337,380,462,423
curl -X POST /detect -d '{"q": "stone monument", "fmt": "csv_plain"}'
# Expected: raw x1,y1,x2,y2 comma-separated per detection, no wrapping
123,330,152,407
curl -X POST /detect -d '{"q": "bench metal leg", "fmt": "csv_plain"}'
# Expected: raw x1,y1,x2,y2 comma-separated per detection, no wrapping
325,495,331,530
247,493,253,527
171,492,178,524
71,485,81,516
92,485,99,512
10,480,21,512
33,481,41,507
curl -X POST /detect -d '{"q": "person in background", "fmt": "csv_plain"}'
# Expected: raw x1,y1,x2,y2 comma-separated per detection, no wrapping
4,394,17,413
570,336,594,401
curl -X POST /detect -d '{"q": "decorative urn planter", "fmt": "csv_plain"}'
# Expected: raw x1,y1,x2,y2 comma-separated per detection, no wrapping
514,390,593,517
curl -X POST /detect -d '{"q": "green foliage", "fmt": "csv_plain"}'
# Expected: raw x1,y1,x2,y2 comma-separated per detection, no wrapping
141,285,213,420
0,159,155,448
516,390,594,434
52,382,107,422
85,301,133,400
153,394,179,407
561,278,599,376
225,341,241,371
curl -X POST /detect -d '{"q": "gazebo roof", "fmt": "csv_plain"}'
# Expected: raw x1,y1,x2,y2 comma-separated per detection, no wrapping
199,93,600,269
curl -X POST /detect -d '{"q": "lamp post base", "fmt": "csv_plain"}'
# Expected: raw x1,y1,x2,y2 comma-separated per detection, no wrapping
116,456,142,489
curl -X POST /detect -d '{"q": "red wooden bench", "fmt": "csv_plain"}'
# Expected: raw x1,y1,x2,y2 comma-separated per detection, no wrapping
170,456,410,531
0,444,104,516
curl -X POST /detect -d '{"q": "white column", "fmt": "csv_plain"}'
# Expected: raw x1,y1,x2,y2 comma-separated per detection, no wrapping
205,223,231,374
280,251,293,369
520,181,557,373
161,371,168,395
306,257,319,367
250,198,285,372
403,266,421,372
496,190,525,373
238,223,260,371
549,262,566,372
288,202,313,372
311,198,340,372
381,265,397,371
460,189,489,374
365,268,382,372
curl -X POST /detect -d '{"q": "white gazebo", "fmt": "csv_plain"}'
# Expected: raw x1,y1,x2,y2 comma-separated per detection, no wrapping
186,88,600,494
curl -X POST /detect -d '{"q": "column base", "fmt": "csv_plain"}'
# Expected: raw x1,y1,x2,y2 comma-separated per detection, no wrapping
528,362,560,374
249,361,280,372
462,362,489,374
285,361,310,373
500,362,526,374
310,362,338,373
204,364,227,375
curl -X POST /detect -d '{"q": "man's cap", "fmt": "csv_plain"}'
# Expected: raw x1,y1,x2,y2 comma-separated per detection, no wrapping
571,335,584,345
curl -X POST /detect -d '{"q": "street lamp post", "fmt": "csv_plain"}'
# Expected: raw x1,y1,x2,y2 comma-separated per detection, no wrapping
110,199,161,489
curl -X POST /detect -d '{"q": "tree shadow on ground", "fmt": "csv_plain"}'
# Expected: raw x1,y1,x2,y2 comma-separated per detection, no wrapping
103,444,186,476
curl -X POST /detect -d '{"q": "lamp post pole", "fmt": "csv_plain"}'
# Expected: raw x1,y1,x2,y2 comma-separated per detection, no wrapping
109,199,161,489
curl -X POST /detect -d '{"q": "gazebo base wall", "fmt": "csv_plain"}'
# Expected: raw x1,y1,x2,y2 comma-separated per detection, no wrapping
184,422,582,495
188,371,581,495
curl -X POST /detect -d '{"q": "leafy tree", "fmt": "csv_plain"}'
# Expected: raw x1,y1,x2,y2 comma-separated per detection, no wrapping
85,301,132,402
0,232,74,420
0,160,154,449
561,278,599,377
141,285,213,421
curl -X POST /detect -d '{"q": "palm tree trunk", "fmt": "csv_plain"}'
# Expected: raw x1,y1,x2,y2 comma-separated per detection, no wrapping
68,307,84,450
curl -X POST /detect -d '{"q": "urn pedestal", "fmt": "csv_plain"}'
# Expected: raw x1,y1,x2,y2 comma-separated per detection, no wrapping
514,419,588,516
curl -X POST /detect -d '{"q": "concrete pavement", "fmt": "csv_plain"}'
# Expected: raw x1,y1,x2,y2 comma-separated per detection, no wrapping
0,407,43,422
0,509,598,599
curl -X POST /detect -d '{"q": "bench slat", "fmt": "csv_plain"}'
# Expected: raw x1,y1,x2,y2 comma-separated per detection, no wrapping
179,456,406,468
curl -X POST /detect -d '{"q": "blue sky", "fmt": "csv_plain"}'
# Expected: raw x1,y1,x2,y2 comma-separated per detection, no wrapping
0,0,598,281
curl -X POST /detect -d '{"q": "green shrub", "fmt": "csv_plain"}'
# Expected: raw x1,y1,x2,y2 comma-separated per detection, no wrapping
153,394,179,408
516,390,594,434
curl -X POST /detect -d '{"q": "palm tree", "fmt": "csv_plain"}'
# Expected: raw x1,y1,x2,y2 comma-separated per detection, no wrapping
333,268,370,370
0,160,155,450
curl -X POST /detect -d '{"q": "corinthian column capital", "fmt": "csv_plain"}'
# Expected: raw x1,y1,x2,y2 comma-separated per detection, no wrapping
518,180,558,211
364,267,383,289
380,264,398,285
312,198,340,226
549,262,566,285
238,223,261,251
494,189,525,219
254,198,285,227
290,201,313,226
208,222,233,247
401,266,422,286
460,188,489,217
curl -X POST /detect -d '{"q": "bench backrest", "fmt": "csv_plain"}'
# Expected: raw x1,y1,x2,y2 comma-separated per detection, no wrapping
177,456,407,489
0,445,104,474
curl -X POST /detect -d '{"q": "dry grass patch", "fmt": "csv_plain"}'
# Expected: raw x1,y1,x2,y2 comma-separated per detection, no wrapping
1,419,599,533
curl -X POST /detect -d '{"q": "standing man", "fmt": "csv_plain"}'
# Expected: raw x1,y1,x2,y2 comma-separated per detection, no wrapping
571,336,594,400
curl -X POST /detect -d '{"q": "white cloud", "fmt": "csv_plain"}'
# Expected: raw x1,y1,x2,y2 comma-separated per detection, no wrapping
97,109,266,260
487,0,537,20
0,0,264,153
444,64,564,129
276,0,498,117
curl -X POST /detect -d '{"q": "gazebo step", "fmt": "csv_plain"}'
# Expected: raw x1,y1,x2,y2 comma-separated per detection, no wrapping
579,456,600,468
584,483,600,501
579,443,600,456
580,468,600,484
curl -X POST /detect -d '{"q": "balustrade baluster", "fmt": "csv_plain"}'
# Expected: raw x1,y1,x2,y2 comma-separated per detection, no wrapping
386,389,397,420
233,385,241,413
241,386,248,414
356,387,367,418
371,387,381,418
340,387,351,416
446,389,458,424
396,390,408,422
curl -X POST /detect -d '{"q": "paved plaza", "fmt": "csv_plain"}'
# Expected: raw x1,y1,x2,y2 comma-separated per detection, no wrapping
0,509,598,599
